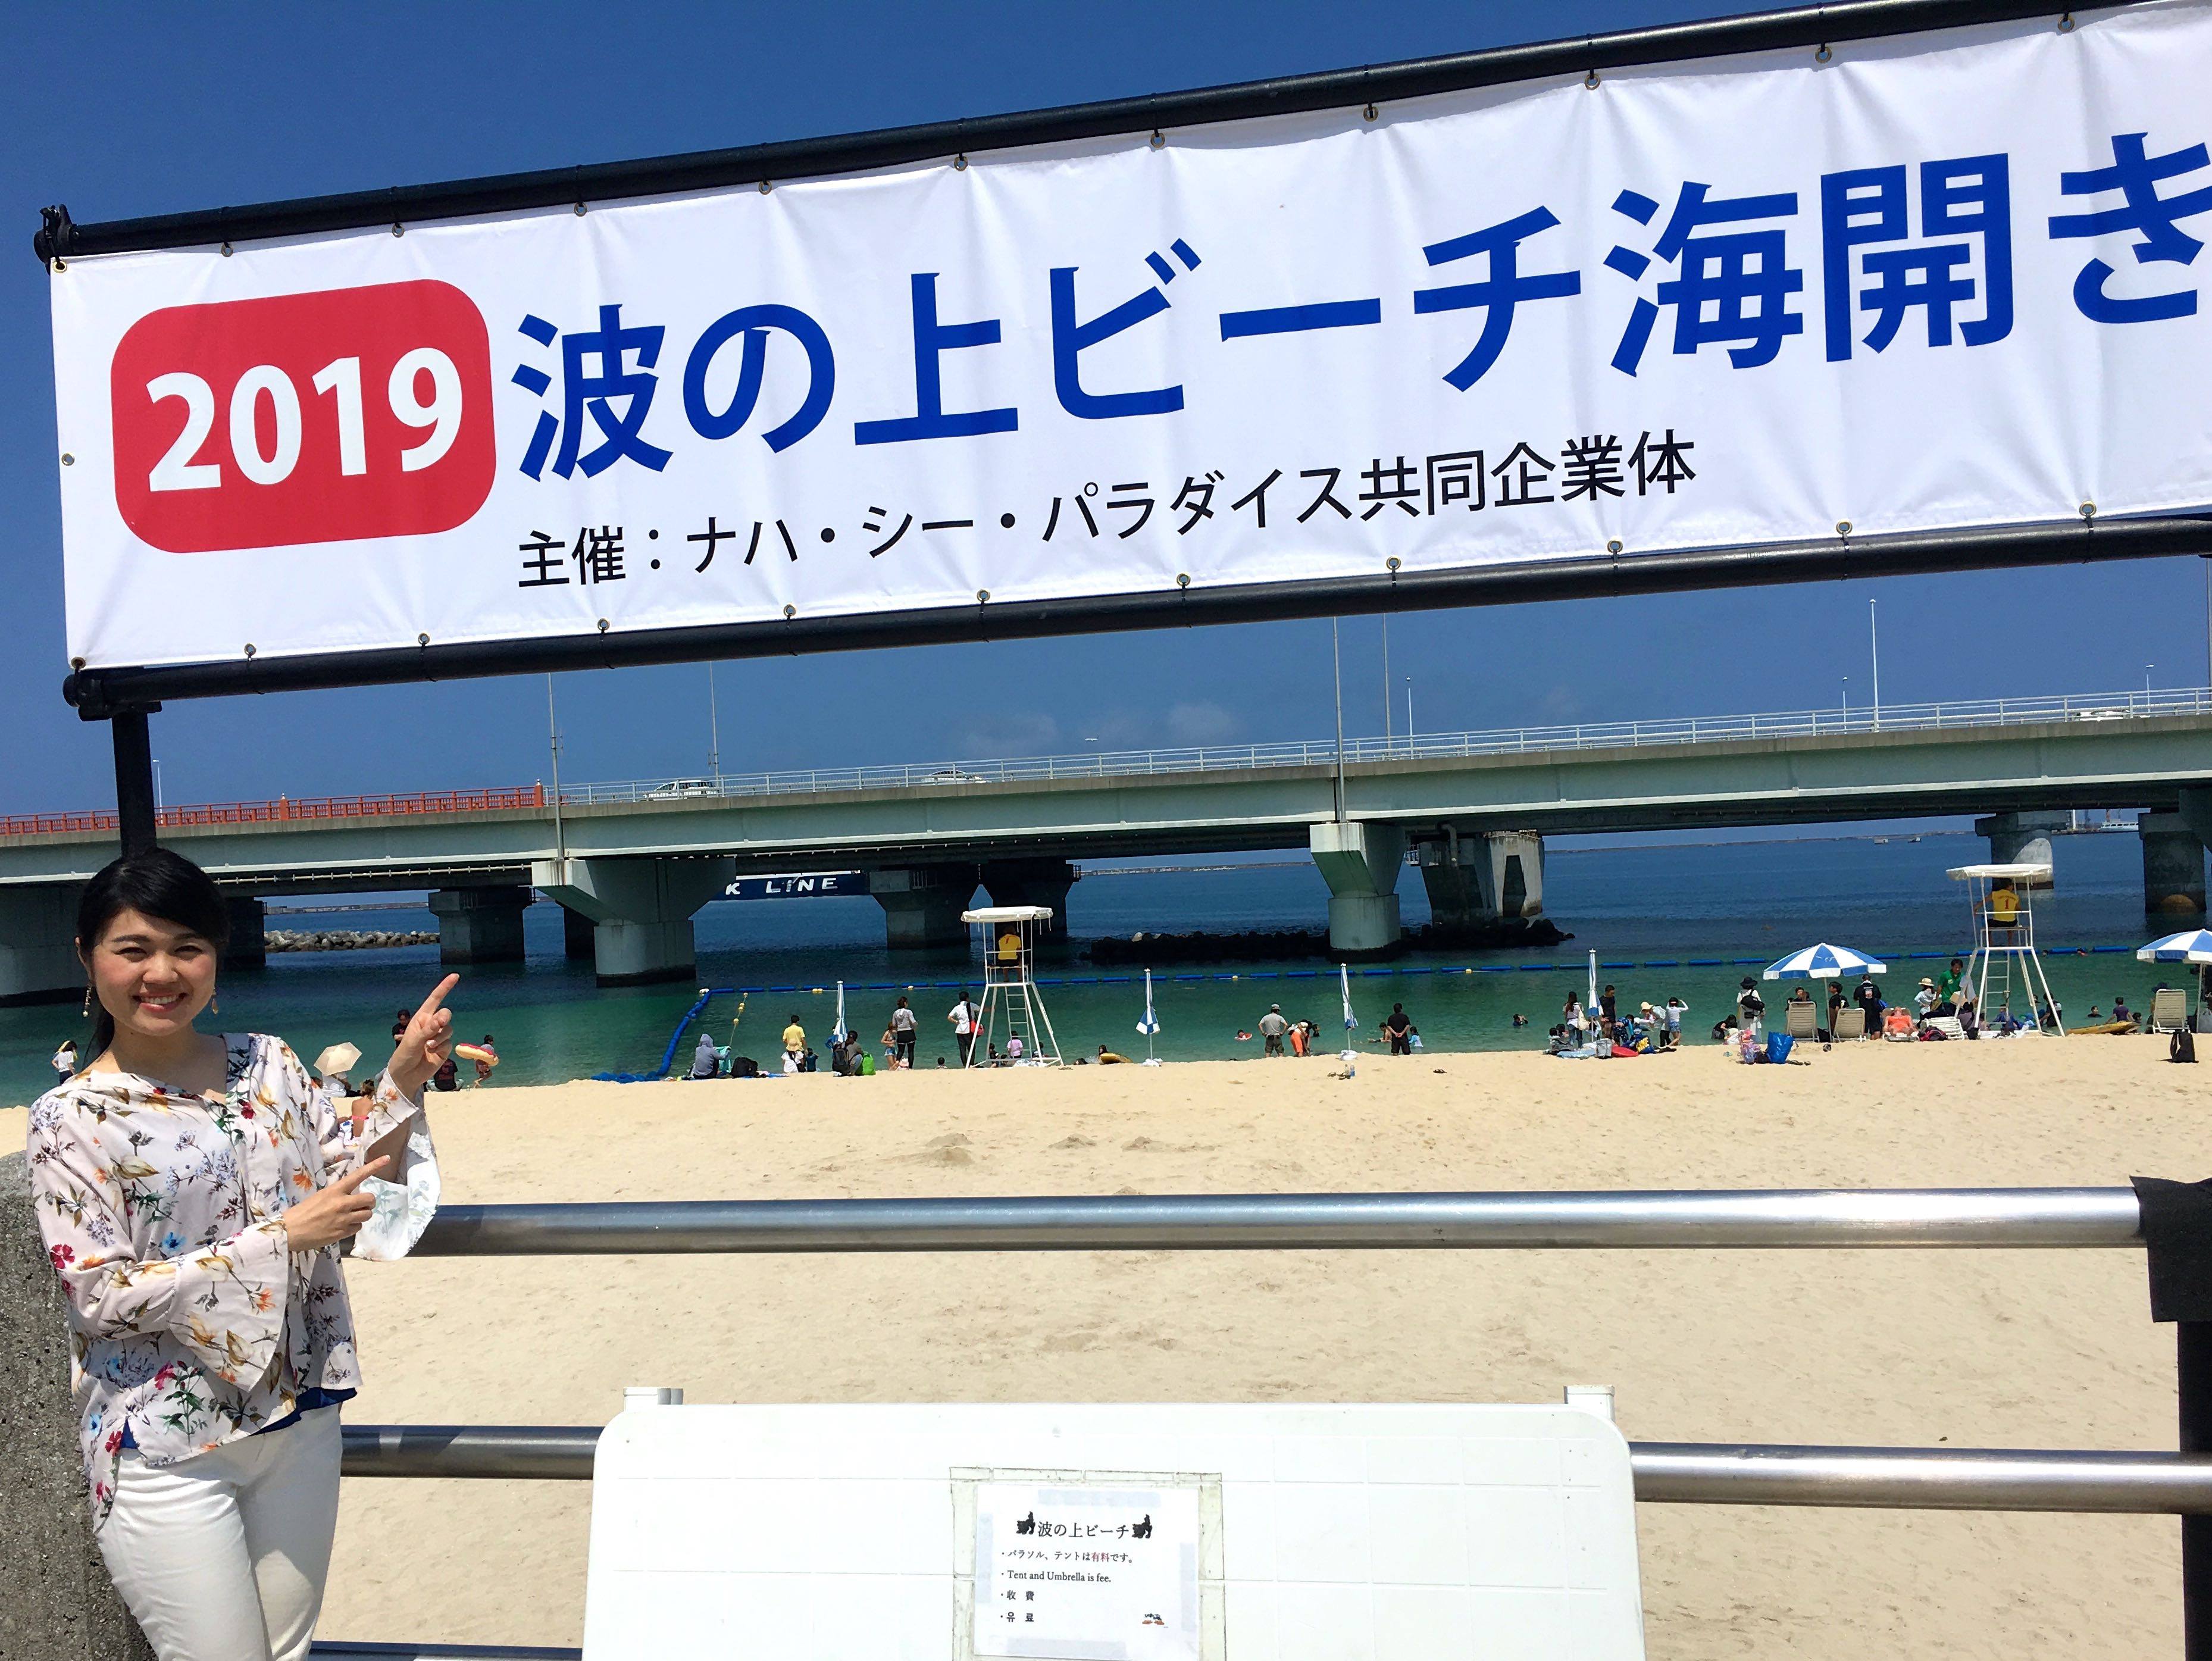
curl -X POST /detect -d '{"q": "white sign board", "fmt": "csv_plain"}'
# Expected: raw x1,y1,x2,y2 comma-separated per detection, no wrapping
580,1402,1644,1661
52,5,2212,676
972,1481,1202,1661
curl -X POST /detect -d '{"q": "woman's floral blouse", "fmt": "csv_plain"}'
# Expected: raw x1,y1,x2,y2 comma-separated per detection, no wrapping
26,1033,426,1530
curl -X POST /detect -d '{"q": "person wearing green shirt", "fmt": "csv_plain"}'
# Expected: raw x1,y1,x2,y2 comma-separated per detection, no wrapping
1937,959,1964,1011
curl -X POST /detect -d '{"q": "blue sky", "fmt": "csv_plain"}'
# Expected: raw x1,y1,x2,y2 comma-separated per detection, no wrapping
4,0,2205,817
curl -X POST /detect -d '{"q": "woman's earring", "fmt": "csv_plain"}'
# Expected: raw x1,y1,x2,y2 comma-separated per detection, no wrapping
80,986,92,1018
211,993,221,1016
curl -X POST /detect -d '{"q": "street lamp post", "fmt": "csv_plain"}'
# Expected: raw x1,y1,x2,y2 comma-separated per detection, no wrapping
1841,675,1849,727
1404,675,1414,746
546,674,565,864
706,664,721,781
1331,618,1346,822
1869,599,1881,730
1380,617,1393,747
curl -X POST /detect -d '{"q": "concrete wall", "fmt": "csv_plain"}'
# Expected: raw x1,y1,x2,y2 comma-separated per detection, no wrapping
0,1151,155,1661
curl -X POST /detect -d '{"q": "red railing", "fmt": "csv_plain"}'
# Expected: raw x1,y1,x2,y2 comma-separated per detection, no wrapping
1,784,546,838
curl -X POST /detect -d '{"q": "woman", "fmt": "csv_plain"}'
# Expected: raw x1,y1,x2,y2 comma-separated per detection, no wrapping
27,849,454,1661
51,1034,79,1086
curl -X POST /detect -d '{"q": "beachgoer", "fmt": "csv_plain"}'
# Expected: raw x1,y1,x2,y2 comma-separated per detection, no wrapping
392,1008,410,1044
1665,997,1687,1048
1005,1033,1024,1062
997,929,1021,966
471,1034,498,1087
782,1013,806,1075
51,1036,78,1086
27,848,448,1661
1854,974,1884,1032
1957,994,1981,1038
1938,959,1964,1010
889,996,918,1068
1381,1004,1413,1056
1598,985,1617,1025
947,992,978,1066
1097,1044,1132,1064
2113,994,2137,1031
1826,982,1847,1030
1788,987,1813,1006
1914,978,1938,1018
1257,1004,1289,1057
1510,1013,1528,1028
2086,1005,2103,1023
1562,991,1583,1030
1290,1019,1314,1058
431,1053,459,1091
688,1032,721,1080
1735,977,1765,1036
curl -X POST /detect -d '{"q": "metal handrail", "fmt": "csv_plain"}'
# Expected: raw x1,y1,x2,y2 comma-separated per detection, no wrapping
335,1424,2212,1516
559,686,2212,805
412,1187,2144,1256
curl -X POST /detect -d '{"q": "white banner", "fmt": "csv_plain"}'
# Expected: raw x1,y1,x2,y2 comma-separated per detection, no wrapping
47,2,2212,672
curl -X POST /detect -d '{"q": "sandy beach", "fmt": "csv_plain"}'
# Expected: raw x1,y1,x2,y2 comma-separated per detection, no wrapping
8,1038,2205,1656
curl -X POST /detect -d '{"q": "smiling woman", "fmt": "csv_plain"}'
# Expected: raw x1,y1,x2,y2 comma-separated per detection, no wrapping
25,847,456,1661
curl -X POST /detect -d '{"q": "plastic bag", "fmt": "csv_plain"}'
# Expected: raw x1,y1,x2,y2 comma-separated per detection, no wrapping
353,1121,440,1263
1764,1032,1794,1065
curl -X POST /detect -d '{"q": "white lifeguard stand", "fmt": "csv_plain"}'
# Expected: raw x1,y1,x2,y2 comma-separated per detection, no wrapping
1949,861,2064,1034
961,905,1063,1066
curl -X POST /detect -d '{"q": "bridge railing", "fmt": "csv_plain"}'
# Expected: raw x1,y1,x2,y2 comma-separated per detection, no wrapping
0,784,547,838
321,1185,2212,1660
561,685,2212,805
10,689,2206,834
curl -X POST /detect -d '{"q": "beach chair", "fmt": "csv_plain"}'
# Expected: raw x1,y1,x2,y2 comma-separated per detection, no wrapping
1925,1015,1965,1041
1832,1007,1866,1040
1784,1000,1819,1041
2150,987,2189,1034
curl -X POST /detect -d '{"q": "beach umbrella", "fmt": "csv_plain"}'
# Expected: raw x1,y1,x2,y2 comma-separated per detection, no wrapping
2137,929,2212,964
312,1041,361,1078
1763,943,1889,980
1587,949,1598,1013
830,981,847,1045
1136,968,1160,1064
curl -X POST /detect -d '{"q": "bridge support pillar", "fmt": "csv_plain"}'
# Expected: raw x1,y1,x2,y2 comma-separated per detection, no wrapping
0,886,81,1008
871,867,975,951
980,858,1075,944
2142,811,2208,918
428,886,530,965
530,857,734,987
1975,810,2066,885
1414,829,1545,925
222,897,266,971
1310,821,1404,959
561,903,596,961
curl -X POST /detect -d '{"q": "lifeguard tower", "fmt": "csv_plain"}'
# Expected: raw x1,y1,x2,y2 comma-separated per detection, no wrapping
1948,861,2064,1034
960,905,1063,1066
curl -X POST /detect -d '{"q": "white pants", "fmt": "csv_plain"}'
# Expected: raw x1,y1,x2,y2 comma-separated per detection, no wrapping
98,1405,342,1661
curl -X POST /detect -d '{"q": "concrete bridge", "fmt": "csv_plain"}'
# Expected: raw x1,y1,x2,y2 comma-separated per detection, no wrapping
5,689,2211,999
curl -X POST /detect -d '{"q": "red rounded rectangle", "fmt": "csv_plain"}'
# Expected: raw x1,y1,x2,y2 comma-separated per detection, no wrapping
110,279,496,553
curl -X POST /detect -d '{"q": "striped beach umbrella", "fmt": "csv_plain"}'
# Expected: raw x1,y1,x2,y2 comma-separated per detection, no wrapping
2137,929,2212,964
1763,943,1888,980
830,981,847,1044
1136,969,1160,1036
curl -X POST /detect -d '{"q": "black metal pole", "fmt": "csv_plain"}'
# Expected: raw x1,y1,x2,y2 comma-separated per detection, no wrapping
110,709,157,856
2183,1323,2212,1657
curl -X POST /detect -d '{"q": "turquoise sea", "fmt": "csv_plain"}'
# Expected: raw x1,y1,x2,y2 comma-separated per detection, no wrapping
0,827,2187,1108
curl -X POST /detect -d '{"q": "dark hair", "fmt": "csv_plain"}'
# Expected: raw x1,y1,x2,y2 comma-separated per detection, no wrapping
76,849,230,1055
